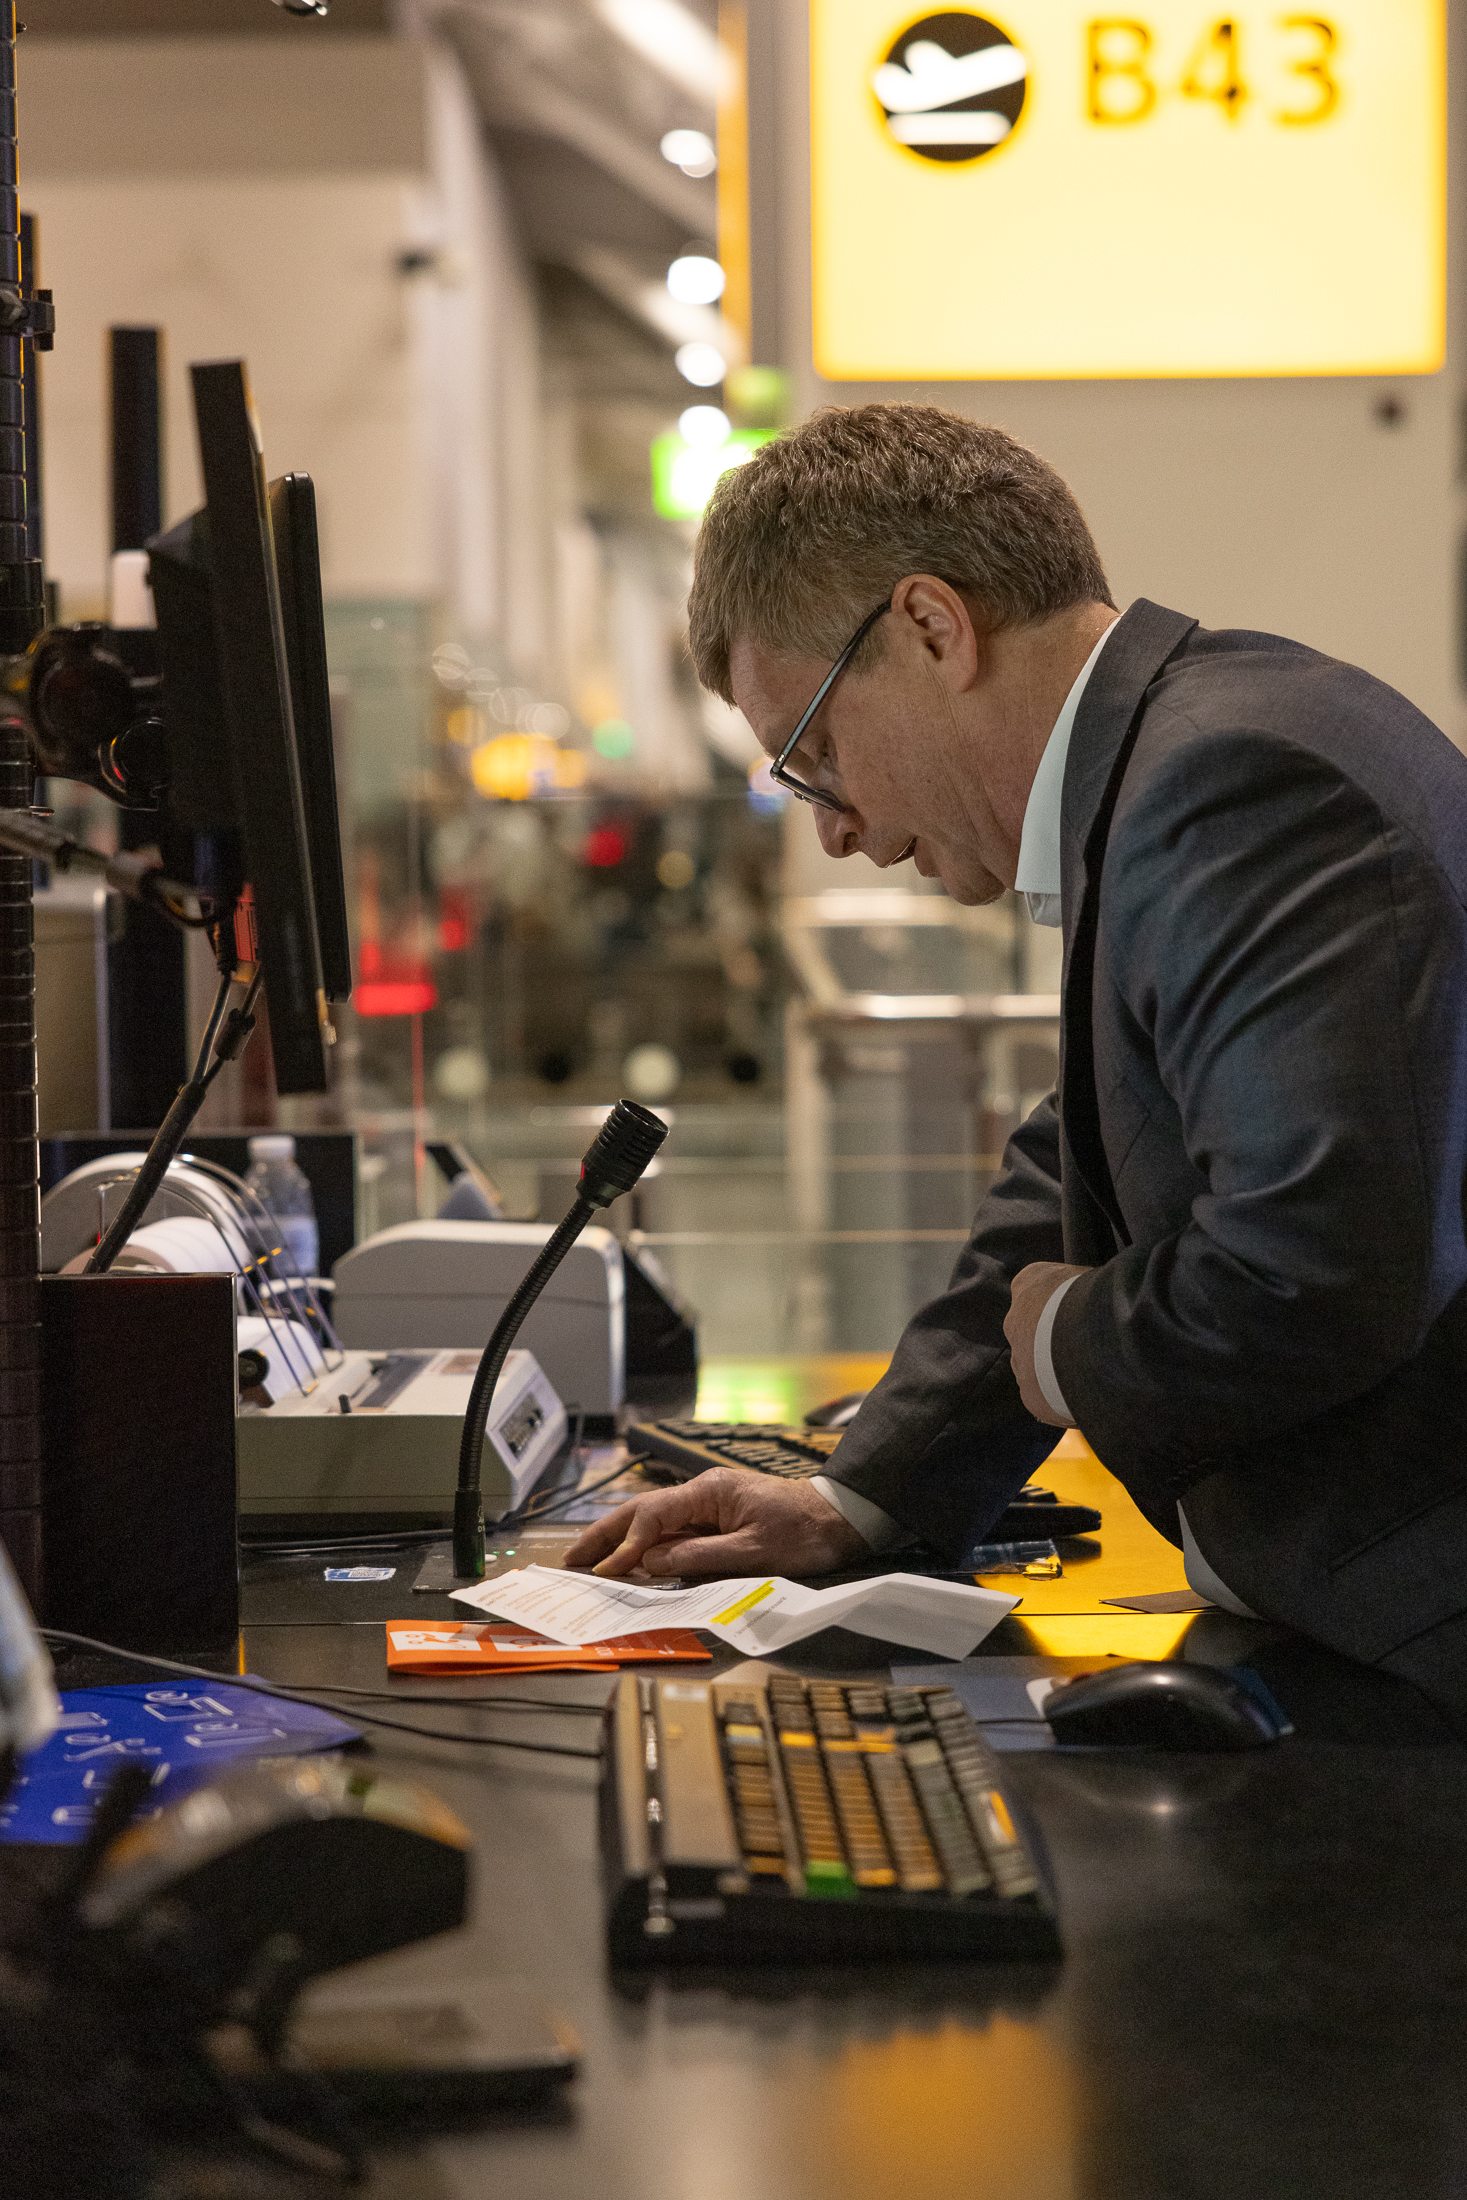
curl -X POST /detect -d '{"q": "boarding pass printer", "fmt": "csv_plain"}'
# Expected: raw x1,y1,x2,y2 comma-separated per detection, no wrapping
237,1344,566,1529
332,1222,626,1427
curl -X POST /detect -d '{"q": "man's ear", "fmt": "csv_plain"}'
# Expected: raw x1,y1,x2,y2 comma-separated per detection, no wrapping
888,574,984,689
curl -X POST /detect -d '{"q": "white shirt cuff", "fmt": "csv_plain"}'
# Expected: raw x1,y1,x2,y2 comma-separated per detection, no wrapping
809,1474,913,1553
1033,1273,1081,1424
1177,1505,1259,1618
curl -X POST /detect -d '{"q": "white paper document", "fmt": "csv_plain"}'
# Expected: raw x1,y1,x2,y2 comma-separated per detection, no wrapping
449,1565,1018,1662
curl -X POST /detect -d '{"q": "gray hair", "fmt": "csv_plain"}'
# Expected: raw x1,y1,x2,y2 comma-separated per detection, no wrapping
688,403,1114,702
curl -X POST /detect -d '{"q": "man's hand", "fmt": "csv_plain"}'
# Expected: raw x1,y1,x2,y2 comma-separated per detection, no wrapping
562,1469,870,1579
1004,1261,1091,1426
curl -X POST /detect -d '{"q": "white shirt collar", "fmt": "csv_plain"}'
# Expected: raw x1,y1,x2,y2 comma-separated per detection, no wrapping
1014,616,1121,926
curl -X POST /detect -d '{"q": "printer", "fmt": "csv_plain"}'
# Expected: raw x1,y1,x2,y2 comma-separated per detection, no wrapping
332,1222,626,1427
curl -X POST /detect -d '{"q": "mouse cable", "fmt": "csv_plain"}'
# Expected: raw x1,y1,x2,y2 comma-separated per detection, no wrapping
76,1676,605,1718
38,1632,603,1761
247,1680,604,1715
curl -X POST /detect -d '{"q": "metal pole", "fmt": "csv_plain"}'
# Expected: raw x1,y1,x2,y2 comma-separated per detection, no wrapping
0,1,48,1611
18,211,38,572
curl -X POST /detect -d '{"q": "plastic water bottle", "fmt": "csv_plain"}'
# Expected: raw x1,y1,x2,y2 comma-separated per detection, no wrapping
244,1134,319,1279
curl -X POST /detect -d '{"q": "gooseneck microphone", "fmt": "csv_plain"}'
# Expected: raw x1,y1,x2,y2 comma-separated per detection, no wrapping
452,1100,668,1581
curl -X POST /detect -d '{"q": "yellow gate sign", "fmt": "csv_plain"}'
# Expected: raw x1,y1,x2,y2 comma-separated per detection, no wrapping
810,2,1445,379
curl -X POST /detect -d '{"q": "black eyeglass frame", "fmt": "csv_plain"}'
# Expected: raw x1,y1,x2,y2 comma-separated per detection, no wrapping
768,603,890,813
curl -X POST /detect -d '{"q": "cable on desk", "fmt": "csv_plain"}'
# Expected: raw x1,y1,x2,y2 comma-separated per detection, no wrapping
487,1459,637,1536
279,1684,605,1715
39,1633,603,1761
239,1529,448,1561
78,1679,605,1717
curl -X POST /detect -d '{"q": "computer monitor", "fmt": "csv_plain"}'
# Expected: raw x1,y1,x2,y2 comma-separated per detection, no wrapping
147,360,347,1093
269,472,352,1005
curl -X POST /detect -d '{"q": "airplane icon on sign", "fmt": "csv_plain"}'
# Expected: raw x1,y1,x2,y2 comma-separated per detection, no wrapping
874,36,1028,146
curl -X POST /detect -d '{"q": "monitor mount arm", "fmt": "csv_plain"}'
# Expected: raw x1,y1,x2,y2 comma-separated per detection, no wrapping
0,805,204,927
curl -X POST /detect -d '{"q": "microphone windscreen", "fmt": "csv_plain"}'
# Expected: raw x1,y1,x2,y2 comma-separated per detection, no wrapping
578,1099,668,1209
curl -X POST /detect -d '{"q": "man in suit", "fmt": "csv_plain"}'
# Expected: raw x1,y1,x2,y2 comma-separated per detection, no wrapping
565,403,1467,1723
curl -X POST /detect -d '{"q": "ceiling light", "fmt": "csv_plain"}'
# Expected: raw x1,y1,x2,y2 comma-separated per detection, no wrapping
661,128,717,178
597,0,729,103
678,405,731,447
675,341,727,388
667,254,725,306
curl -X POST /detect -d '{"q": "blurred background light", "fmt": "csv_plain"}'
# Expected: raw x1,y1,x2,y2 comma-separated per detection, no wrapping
724,365,793,432
678,404,730,447
623,1042,682,1101
667,254,725,306
657,848,696,891
470,733,558,802
651,429,774,519
674,341,727,387
660,127,717,178
432,1045,491,1104
355,977,439,1018
592,718,637,760
746,757,786,817
583,824,629,868
437,891,474,952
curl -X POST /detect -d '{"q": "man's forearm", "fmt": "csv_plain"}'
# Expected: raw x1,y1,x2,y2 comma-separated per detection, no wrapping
820,1091,1071,1552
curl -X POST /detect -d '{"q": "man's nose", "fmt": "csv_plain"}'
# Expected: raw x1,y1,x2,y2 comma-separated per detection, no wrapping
814,804,860,859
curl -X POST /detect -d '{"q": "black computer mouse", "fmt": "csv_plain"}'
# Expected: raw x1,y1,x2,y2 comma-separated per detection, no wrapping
1043,1661,1292,1751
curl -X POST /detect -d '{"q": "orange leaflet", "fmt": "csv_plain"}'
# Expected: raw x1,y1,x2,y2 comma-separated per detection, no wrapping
385,1621,711,1676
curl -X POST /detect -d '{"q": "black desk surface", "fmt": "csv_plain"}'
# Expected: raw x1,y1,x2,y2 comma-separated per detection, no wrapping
209,1521,1467,2200
23,1378,1467,2200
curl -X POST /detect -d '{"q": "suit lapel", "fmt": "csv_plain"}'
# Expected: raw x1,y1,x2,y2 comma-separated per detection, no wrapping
1058,601,1199,1243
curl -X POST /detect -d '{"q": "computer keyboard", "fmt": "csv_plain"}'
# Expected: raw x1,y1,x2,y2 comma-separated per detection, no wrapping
623,1418,1102,1541
626,1417,843,1477
601,1673,1060,1964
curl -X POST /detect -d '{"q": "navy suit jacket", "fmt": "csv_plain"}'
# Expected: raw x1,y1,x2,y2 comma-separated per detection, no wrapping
824,599,1467,1723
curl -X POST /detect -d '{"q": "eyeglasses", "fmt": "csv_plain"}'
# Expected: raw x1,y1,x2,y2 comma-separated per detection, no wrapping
768,603,890,814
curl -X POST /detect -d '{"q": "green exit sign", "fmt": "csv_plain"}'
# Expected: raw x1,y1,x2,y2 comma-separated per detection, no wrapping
650,430,777,520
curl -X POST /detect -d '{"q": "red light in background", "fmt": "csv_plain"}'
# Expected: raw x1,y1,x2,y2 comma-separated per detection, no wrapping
359,939,383,980
438,891,474,952
583,825,627,868
355,979,439,1017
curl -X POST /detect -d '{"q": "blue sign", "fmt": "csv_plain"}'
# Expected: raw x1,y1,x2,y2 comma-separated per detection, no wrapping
1,1682,361,1845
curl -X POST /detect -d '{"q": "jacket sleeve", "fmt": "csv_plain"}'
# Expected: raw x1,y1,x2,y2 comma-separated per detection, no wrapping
821,1091,1070,1554
1052,728,1467,1495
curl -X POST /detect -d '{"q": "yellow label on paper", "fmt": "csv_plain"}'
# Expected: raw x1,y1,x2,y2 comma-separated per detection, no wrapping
811,0,1445,378
712,1580,777,1624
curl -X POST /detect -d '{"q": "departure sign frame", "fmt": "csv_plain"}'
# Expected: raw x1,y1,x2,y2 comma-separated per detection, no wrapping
810,1,1446,380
